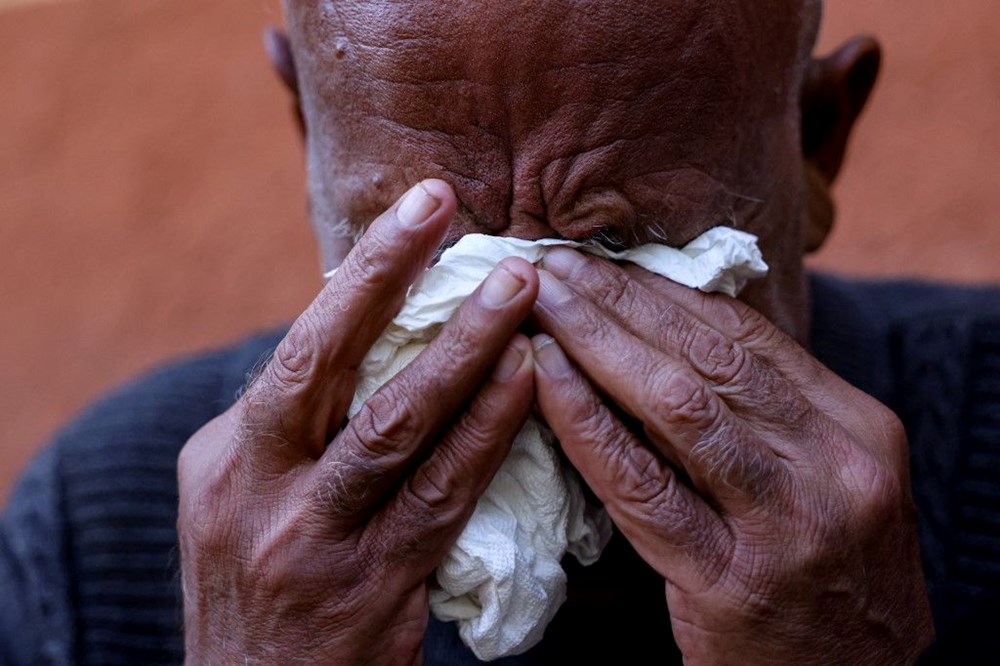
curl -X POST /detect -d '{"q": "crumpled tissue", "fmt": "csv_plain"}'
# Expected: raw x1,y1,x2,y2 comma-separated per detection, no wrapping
334,226,768,661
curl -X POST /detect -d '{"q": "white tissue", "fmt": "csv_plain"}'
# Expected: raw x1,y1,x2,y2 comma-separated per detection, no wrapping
341,227,768,661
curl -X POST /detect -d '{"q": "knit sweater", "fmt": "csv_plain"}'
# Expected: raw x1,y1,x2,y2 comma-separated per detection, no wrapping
1,274,998,664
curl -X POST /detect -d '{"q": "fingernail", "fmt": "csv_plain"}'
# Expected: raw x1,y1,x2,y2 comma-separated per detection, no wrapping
533,335,572,378
537,270,573,307
397,182,440,227
494,341,526,381
481,265,526,307
542,247,584,280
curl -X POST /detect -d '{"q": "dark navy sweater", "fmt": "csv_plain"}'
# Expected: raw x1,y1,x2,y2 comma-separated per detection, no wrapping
2,275,999,664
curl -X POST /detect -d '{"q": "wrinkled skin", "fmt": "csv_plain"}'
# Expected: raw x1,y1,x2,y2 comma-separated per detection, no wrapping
179,0,935,663
532,248,931,663
180,182,540,663
289,0,819,339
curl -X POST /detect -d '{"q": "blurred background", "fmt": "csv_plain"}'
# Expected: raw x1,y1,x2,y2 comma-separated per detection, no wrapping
1,0,998,502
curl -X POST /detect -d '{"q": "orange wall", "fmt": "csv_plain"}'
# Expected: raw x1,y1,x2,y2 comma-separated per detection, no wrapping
0,0,317,501
811,0,1000,281
2,0,998,502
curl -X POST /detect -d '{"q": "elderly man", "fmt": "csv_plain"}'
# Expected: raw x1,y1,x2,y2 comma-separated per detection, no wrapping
3,0,999,663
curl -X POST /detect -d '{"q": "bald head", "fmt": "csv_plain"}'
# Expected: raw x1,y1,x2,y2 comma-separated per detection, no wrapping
289,0,818,233
280,0,878,340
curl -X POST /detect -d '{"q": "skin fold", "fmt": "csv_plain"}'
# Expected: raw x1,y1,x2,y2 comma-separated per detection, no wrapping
178,1,934,663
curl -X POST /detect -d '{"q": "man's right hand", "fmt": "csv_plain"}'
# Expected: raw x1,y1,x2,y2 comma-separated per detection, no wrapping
177,180,538,664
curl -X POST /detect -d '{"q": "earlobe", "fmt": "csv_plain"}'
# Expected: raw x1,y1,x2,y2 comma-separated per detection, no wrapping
263,26,306,137
804,161,835,252
801,35,882,184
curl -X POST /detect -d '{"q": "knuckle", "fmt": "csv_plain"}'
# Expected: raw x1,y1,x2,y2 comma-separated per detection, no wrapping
405,459,469,526
832,411,910,524
381,475,473,568
408,461,455,510
350,385,424,460
797,458,903,563
385,512,452,570
866,469,904,518
268,317,323,391
840,395,910,467
176,439,200,485
684,326,749,387
647,366,718,431
689,333,815,436
554,290,612,344
178,463,241,550
874,407,909,456
849,455,904,528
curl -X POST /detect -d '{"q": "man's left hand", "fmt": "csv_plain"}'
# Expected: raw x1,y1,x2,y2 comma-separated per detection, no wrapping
530,247,934,664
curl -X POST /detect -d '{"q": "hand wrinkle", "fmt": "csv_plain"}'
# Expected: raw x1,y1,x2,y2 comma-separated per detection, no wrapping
327,229,767,659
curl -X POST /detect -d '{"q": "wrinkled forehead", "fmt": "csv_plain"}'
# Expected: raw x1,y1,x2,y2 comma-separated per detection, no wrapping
285,0,818,78
285,0,823,260
286,0,822,164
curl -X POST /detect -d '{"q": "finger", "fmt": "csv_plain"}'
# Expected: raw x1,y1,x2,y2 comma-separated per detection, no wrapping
546,245,818,380
619,263,887,440
533,270,789,503
547,250,895,475
530,334,730,580
542,248,818,444
315,258,539,522
367,335,535,577
542,247,669,341
242,180,456,461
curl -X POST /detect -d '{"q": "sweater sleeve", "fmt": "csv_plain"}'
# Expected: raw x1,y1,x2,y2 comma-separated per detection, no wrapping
810,274,1000,663
1,445,75,666
1,329,284,666
895,309,1000,664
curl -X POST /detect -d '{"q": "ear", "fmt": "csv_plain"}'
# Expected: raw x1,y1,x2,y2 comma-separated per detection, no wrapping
263,26,306,138
801,35,882,182
800,35,881,251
